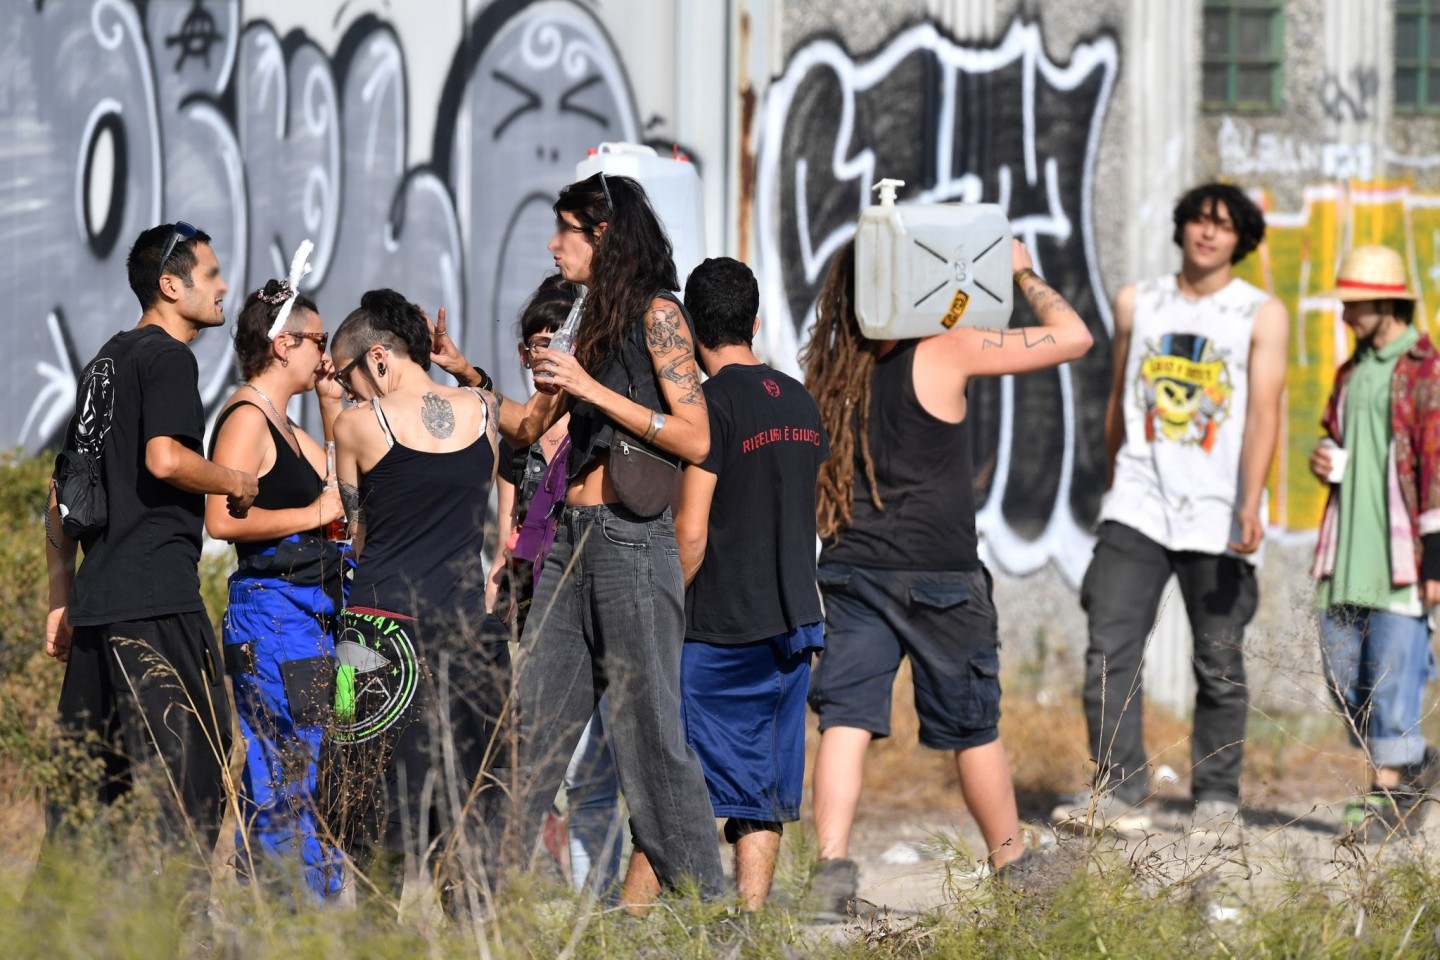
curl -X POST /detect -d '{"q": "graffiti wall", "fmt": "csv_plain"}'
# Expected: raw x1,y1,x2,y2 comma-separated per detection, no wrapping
756,20,1119,583
1,0,643,444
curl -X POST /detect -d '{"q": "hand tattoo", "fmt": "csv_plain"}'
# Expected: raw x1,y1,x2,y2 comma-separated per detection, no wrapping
421,392,456,439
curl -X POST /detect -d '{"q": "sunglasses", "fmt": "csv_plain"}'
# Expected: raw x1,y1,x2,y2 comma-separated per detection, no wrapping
523,335,553,354
599,172,613,216
290,331,329,352
335,354,364,397
156,221,198,284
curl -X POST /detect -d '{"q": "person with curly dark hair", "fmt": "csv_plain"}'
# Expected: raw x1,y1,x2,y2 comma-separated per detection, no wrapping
205,274,346,898
1052,182,1288,845
326,288,504,888
430,173,725,903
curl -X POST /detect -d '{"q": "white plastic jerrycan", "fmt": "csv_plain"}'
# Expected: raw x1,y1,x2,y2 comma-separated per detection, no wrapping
575,142,707,288
854,178,1013,340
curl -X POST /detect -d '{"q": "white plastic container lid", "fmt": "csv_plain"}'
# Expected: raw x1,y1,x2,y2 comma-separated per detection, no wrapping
854,178,1013,340
575,142,706,288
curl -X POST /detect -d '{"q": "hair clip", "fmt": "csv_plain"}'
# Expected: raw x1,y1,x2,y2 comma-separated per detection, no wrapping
266,240,314,340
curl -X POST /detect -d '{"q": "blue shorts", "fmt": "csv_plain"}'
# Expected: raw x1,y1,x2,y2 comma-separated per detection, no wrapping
680,623,822,825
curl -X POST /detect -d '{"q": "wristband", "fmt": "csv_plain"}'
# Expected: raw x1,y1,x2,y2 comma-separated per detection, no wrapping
471,366,493,391
1014,267,1040,285
643,412,664,443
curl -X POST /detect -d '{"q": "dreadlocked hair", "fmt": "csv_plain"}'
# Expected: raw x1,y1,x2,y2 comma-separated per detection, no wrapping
553,174,678,372
801,241,882,541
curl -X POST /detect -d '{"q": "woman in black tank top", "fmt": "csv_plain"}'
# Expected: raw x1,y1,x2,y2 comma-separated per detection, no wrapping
326,289,503,885
204,277,347,899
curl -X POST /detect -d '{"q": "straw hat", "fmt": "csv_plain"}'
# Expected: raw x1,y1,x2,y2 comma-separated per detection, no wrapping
1321,245,1416,301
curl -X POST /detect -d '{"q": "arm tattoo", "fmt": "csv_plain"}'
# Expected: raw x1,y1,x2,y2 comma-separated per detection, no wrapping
339,481,363,525
979,328,1058,350
1019,274,1067,319
644,305,683,357
421,392,456,439
658,354,705,407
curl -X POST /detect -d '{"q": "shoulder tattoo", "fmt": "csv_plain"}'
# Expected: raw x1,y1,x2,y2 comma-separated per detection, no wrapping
421,392,456,439
644,303,683,357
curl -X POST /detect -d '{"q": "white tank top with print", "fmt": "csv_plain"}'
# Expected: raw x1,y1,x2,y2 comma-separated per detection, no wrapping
1099,274,1270,562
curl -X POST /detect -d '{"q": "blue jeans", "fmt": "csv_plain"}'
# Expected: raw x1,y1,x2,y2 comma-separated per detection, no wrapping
1319,605,1435,768
515,504,724,898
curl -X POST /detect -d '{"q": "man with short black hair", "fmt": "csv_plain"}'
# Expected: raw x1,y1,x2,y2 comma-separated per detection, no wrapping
621,256,828,911
45,222,258,854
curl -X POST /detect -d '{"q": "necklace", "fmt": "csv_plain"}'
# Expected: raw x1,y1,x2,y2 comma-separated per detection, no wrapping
245,382,300,452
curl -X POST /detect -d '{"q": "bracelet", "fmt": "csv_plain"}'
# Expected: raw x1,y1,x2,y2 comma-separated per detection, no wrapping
1014,267,1040,285
471,366,493,391
643,412,664,443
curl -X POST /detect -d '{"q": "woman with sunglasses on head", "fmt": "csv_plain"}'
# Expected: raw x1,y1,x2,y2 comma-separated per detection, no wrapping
432,173,724,903
205,278,346,900
326,288,504,887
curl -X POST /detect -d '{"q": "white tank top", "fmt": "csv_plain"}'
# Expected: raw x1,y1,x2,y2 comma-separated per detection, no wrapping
1099,274,1270,561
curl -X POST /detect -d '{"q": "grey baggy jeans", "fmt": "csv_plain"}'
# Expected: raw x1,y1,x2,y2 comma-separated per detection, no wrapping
513,503,724,898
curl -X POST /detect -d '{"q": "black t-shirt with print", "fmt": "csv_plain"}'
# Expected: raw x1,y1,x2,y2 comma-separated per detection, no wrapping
67,326,209,627
685,363,829,645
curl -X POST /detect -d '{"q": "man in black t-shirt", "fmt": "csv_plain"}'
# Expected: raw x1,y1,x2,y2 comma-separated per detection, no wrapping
44,223,258,853
621,257,829,911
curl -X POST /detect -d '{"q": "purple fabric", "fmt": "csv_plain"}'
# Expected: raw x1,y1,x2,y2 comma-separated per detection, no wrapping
513,435,571,589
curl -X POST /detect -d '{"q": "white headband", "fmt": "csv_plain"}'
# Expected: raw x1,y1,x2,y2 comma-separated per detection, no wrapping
266,239,315,340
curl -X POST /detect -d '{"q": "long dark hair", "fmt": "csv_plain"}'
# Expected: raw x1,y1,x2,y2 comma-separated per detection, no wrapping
233,280,319,380
801,242,882,540
553,174,677,371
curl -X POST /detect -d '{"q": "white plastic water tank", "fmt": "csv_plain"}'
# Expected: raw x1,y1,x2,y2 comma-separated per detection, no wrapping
854,179,1013,340
574,142,707,288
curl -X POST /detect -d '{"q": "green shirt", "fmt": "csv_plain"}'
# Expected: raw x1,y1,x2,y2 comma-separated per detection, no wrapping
1318,325,1421,614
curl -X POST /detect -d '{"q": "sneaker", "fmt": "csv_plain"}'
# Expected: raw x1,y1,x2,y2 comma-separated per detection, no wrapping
1342,787,1430,843
808,857,859,921
1188,798,1245,847
1050,789,1153,835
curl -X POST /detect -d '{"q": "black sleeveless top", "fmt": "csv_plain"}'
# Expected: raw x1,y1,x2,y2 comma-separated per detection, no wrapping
820,340,980,571
565,291,695,484
348,398,496,622
210,399,323,517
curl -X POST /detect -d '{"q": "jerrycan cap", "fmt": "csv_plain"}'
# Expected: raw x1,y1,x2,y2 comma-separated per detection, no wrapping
872,178,905,206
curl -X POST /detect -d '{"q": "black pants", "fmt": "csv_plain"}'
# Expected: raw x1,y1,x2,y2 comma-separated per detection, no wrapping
53,611,233,852
1080,522,1258,804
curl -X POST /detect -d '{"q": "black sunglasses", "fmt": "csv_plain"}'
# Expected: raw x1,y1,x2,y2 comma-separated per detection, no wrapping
599,172,613,216
156,221,198,285
335,354,364,396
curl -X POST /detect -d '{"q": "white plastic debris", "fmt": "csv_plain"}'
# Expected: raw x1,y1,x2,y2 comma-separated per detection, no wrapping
880,842,923,865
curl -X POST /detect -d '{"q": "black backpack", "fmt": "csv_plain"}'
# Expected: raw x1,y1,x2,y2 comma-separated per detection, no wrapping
52,357,116,541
